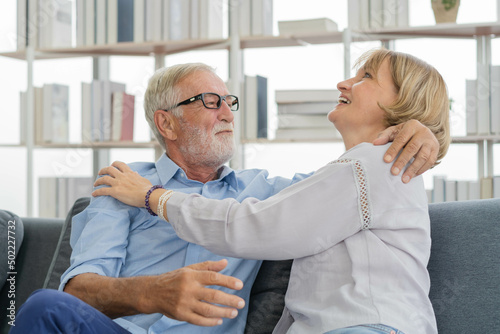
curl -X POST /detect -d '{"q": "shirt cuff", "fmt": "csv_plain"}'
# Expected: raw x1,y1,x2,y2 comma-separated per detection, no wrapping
165,192,189,223
58,265,107,291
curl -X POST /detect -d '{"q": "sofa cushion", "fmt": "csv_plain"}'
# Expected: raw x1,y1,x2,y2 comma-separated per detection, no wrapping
427,198,500,333
245,260,293,334
0,210,24,290
43,197,91,290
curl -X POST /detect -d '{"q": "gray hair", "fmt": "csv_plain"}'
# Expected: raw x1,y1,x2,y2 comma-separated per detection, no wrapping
144,63,217,151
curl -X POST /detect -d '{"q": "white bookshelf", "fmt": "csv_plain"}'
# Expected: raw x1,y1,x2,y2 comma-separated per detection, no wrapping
3,1,500,214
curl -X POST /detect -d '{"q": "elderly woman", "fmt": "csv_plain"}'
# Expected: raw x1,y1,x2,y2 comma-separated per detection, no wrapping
94,48,450,334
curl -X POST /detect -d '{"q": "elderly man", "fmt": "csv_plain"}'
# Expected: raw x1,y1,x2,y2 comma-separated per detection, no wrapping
12,63,438,334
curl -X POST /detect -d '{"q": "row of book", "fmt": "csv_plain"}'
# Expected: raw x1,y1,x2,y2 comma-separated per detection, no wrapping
237,0,273,37
348,0,409,30
431,175,500,203
465,65,500,136
274,89,340,140
17,0,274,50
17,0,73,50
82,80,135,143
39,177,93,218
19,80,135,144
20,84,70,144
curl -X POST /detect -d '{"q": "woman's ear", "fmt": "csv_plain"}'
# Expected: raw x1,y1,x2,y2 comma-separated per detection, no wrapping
154,110,178,141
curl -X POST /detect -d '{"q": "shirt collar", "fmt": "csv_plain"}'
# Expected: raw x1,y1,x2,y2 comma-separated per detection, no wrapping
155,153,238,191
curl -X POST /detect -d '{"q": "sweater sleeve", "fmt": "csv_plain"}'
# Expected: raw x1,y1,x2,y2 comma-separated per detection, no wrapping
167,160,367,260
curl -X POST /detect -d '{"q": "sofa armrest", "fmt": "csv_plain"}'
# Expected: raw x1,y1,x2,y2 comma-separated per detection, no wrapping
0,217,63,333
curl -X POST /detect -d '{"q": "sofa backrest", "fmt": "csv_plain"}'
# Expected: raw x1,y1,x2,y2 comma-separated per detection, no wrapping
246,199,500,333
427,198,500,333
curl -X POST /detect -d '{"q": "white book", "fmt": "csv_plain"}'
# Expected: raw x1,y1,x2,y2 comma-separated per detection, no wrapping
145,0,162,41
397,0,409,27
50,83,70,144
107,0,118,44
85,0,95,45
278,114,330,129
369,0,384,29
38,0,48,48
348,0,361,29
20,91,27,144
493,176,500,198
81,82,92,143
382,0,398,28
275,127,340,141
17,0,27,50
76,0,86,46
468,180,481,200
251,0,273,36
35,87,44,144
102,81,126,142
134,0,145,43
27,0,39,48
169,0,190,40
432,175,446,203
95,0,107,45
190,0,199,39
445,180,457,202
53,0,73,48
480,177,493,199
277,101,337,115
199,0,223,39
238,0,251,37
65,177,94,214
57,177,68,218
359,0,370,30
275,89,339,104
456,181,469,201
91,80,103,142
39,177,57,218
466,79,478,135
477,64,490,135
162,0,170,40
244,75,258,140
490,66,500,134
278,18,338,35
42,84,52,143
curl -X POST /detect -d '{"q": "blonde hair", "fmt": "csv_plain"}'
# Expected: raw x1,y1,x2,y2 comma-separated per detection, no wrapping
144,63,217,151
355,48,450,165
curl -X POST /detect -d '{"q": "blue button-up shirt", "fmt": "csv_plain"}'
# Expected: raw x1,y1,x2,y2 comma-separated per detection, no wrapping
60,153,309,334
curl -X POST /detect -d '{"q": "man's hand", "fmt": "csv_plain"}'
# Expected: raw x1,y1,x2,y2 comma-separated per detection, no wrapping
65,259,245,327
373,120,439,183
141,259,245,326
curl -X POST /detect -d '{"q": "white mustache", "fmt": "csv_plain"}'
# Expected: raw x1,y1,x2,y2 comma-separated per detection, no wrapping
213,123,234,135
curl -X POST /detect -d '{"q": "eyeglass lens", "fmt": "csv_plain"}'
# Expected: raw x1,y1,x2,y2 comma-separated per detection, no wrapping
203,93,238,111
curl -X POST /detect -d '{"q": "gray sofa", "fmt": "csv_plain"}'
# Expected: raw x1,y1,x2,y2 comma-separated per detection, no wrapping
1,198,499,333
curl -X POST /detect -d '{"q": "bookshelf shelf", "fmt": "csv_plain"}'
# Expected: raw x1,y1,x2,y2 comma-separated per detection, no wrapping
30,141,159,149
358,21,500,39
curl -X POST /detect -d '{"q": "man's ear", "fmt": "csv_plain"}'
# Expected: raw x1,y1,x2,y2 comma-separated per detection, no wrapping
154,110,178,141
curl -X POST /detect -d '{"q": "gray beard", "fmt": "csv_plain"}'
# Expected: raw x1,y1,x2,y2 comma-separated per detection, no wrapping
178,120,235,169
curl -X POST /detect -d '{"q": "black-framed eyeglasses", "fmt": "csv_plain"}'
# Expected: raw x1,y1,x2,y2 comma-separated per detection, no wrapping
163,92,239,112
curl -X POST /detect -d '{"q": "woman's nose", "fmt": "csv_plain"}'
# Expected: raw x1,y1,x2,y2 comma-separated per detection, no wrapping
337,78,352,91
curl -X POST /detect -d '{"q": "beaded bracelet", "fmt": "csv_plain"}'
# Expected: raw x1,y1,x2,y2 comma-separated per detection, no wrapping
157,189,174,221
145,185,164,216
